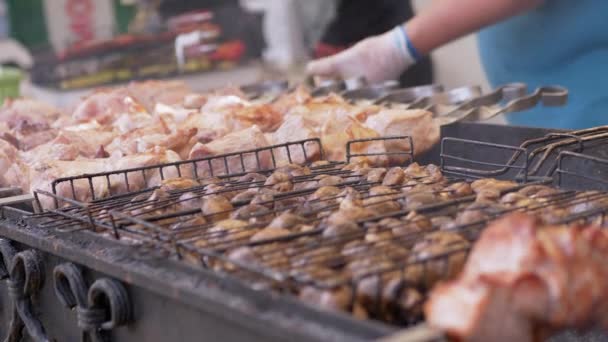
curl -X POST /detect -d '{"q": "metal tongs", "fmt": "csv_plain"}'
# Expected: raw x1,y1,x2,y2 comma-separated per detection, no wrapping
436,83,569,125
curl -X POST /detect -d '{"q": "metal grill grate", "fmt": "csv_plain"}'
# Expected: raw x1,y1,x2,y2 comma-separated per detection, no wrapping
29,129,608,326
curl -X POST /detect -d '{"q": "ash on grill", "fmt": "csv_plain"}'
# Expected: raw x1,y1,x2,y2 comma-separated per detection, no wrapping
31,131,608,327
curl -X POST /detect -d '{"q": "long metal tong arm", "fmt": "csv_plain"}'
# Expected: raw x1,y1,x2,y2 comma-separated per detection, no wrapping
437,84,569,125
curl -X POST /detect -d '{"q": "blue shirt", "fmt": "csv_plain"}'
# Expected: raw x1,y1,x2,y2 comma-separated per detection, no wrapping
478,0,608,129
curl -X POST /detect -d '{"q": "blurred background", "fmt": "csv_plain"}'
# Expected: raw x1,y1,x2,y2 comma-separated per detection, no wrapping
0,0,489,107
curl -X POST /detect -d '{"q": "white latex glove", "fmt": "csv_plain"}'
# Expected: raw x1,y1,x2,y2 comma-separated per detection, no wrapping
307,26,418,83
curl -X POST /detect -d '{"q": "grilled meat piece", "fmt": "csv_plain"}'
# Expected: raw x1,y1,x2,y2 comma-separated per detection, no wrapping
444,182,473,198
159,177,199,191
189,126,272,177
382,167,405,186
402,192,438,210
316,175,344,187
0,139,19,187
393,212,432,236
201,195,233,221
470,179,517,195
198,219,252,249
276,164,311,178
271,116,322,164
366,168,387,183
299,286,355,314
268,212,306,229
517,184,559,198
230,189,257,204
237,172,267,183
364,109,439,162
230,204,273,223
356,274,424,323
425,213,608,342
323,221,361,239
308,186,341,202
264,171,293,192
250,227,291,243
410,231,470,288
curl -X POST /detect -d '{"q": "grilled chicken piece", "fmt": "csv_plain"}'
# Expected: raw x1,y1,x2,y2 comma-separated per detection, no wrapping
444,182,474,198
382,167,405,186
470,178,517,194
342,160,371,172
321,118,388,165
356,273,424,323
230,204,273,224
0,98,63,131
403,163,427,178
323,221,361,238
72,88,147,124
364,224,393,243
327,197,374,226
442,201,507,230
159,177,199,191
169,216,208,240
316,175,344,187
499,192,538,208
230,189,257,204
238,172,267,183
176,192,203,212
197,219,254,251
410,231,470,288
21,129,116,163
517,184,559,198
264,171,293,192
308,186,341,201
110,148,185,193
271,116,322,164
0,139,19,186
126,80,192,112
107,123,198,160
201,195,233,221
28,158,110,210
364,109,438,162
268,212,306,229
189,126,272,177
250,227,291,243
249,188,277,208
10,123,57,151
402,192,438,210
299,286,356,314
366,168,387,183
425,213,608,342
393,212,432,236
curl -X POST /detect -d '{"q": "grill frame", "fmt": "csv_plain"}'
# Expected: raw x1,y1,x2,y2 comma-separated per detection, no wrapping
2,122,608,341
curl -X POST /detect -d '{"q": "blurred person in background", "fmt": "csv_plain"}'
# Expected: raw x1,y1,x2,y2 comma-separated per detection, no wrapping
315,0,432,88
308,0,608,129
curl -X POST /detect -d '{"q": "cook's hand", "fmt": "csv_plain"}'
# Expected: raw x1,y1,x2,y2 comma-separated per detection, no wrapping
307,26,419,83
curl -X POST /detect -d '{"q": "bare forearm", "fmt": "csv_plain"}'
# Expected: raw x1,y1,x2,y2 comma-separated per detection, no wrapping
406,0,544,55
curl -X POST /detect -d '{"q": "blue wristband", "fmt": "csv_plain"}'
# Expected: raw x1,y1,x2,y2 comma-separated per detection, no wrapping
398,26,422,62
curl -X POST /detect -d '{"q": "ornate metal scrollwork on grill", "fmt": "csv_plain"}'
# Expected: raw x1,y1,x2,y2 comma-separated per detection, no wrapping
53,262,131,342
0,238,49,342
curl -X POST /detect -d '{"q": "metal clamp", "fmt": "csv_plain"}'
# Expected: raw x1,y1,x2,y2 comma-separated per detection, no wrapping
54,262,131,342
438,84,569,125
374,84,445,105
0,239,49,342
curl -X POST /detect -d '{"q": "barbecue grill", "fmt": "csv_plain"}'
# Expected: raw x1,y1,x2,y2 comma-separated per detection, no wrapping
1,82,608,341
